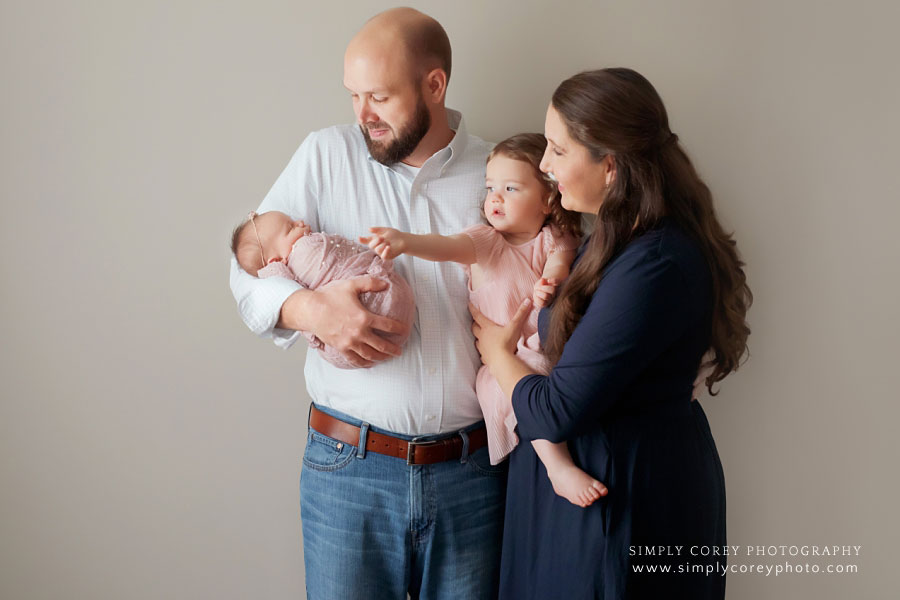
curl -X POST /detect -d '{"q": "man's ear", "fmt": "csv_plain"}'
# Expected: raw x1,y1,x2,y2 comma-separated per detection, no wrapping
423,68,447,104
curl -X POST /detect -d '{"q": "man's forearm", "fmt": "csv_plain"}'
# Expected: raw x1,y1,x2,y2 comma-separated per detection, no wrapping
276,288,316,331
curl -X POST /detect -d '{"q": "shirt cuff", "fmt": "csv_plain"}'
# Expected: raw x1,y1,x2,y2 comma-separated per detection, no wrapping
272,327,302,349
238,276,304,345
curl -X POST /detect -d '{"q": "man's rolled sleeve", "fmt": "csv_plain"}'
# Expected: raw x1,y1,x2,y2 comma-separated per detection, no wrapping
230,256,303,349
228,131,323,350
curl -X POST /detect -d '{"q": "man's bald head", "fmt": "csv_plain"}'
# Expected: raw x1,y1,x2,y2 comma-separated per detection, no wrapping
351,7,451,83
343,8,456,166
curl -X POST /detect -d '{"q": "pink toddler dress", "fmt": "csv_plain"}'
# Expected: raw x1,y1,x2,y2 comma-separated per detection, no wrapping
258,232,416,369
464,224,580,464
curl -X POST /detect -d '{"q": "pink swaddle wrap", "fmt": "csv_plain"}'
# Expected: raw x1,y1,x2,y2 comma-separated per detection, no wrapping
258,232,416,369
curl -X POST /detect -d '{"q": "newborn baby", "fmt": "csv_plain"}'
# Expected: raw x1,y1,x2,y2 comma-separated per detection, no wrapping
232,210,415,368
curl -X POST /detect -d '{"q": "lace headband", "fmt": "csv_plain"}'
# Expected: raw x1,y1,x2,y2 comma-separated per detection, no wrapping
247,211,267,269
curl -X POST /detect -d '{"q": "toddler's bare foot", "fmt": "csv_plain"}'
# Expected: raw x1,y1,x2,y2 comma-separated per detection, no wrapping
547,464,608,507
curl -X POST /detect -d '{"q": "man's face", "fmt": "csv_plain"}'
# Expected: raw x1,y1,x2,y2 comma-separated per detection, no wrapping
344,51,431,165
359,91,430,165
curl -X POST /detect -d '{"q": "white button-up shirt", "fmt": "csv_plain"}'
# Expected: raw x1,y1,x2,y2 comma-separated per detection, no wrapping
229,110,493,435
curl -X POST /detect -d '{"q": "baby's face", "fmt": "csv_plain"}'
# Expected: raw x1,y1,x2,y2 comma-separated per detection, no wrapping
255,211,311,265
484,155,550,242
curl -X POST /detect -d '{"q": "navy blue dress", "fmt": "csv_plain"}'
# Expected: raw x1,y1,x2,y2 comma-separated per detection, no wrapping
499,222,726,600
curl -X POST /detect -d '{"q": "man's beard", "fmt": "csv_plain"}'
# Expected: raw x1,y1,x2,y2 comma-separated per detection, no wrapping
361,96,431,166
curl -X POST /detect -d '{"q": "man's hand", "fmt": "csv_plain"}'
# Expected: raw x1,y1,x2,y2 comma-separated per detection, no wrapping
532,277,561,308
360,227,408,260
280,276,409,368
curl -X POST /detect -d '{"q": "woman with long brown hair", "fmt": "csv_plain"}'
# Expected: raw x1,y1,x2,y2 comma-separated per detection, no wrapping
471,68,751,599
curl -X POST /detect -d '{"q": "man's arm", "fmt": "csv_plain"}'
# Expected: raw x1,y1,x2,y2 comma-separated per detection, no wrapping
276,281,409,367
361,227,477,264
230,255,304,347
229,131,408,366
229,133,323,348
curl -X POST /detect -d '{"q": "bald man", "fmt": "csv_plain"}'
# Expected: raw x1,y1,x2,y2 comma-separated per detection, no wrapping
229,8,505,599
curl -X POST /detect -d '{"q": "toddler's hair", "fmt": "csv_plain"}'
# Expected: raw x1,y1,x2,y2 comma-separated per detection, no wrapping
230,218,262,277
488,133,582,239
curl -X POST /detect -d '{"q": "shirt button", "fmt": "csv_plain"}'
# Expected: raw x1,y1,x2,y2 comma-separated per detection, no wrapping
428,367,436,375
426,415,435,421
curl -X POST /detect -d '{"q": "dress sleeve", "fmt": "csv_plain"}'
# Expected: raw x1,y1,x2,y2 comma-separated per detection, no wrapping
228,131,322,349
512,252,695,443
543,227,581,254
533,227,580,274
462,224,503,267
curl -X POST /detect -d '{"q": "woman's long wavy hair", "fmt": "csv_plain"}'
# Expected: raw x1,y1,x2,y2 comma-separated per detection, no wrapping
542,68,752,393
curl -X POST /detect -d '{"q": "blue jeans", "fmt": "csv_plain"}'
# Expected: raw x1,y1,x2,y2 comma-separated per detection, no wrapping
300,405,507,600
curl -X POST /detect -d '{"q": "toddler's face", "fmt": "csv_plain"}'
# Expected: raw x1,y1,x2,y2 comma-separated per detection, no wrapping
484,155,551,243
254,211,311,265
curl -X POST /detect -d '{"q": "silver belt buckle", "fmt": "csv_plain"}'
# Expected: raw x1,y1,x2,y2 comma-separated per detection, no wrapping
406,438,440,465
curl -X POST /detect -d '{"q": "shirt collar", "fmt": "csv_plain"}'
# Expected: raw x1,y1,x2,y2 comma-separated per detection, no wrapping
443,109,468,166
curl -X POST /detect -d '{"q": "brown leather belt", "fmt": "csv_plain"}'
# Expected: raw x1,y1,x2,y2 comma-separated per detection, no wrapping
309,405,488,465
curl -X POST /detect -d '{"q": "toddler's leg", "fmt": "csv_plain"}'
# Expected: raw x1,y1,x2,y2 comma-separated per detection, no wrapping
532,439,607,507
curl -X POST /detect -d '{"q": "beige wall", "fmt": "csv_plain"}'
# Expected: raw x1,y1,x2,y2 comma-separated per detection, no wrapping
1,0,898,598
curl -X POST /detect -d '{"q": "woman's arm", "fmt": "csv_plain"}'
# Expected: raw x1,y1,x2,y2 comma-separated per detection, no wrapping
470,299,537,395
513,256,697,443
361,227,477,264
471,254,696,442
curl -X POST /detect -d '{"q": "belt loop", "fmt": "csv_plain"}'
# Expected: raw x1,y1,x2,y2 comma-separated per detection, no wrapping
357,422,370,460
458,430,470,464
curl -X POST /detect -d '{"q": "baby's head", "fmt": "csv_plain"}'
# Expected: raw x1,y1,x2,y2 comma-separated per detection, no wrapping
486,133,582,239
231,210,311,276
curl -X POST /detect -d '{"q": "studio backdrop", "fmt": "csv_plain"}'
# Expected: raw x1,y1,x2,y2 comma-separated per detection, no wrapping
1,1,897,598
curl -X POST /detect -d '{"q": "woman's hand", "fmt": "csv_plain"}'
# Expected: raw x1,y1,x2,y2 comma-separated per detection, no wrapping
470,298,532,366
360,227,408,260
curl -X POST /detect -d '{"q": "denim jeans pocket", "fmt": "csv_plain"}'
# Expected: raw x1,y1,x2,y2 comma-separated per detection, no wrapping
302,431,357,472
465,446,508,477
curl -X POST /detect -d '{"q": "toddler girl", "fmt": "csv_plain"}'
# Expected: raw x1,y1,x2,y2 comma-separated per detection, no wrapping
361,133,606,507
231,210,415,369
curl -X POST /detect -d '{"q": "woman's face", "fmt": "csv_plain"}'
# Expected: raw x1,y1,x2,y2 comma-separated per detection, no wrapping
540,104,614,215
